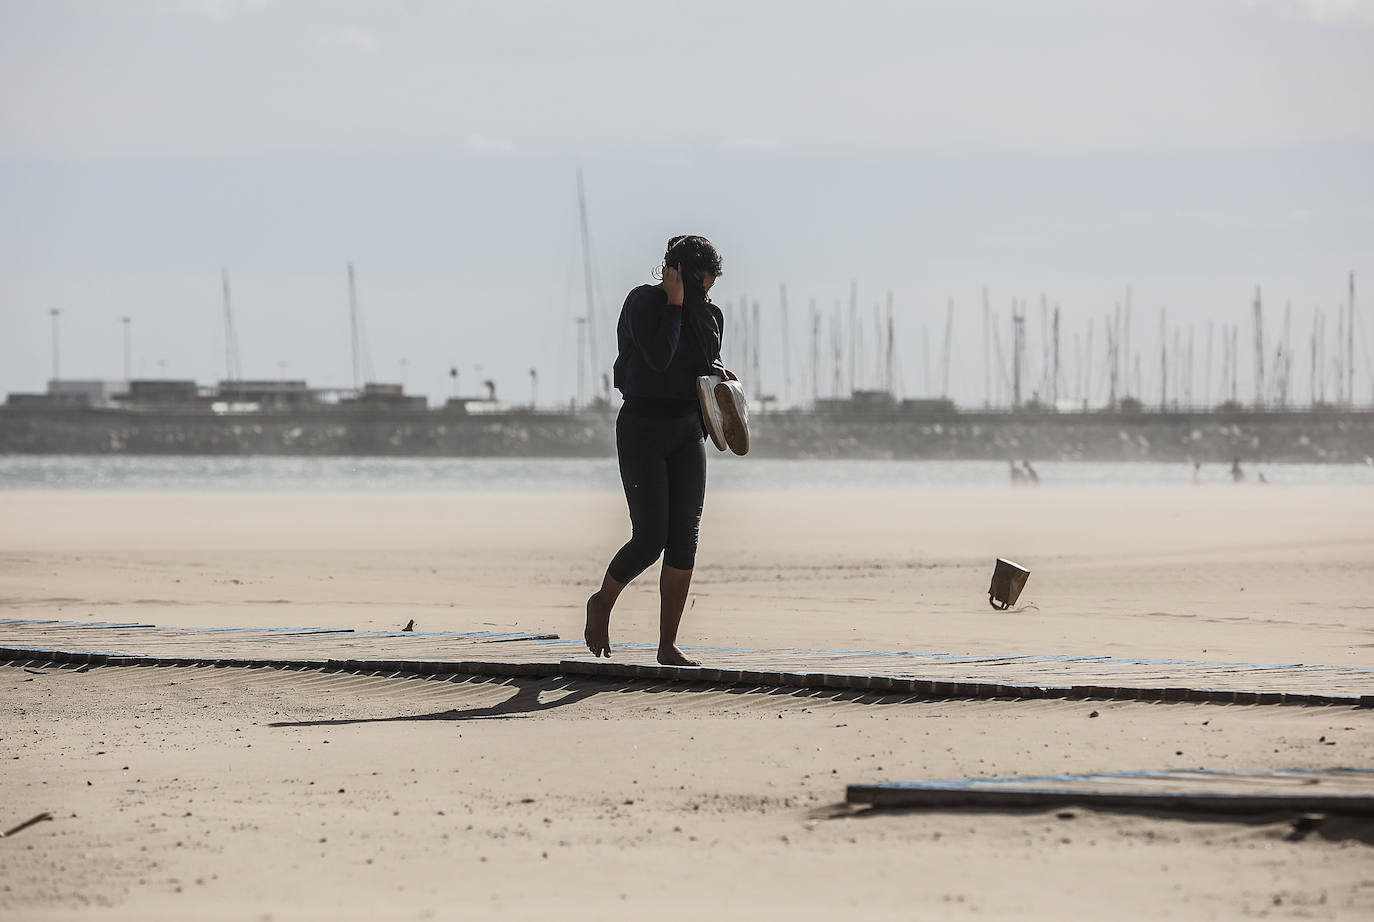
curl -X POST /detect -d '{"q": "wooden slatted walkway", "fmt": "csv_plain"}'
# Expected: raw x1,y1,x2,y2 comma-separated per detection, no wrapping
1,618,1370,707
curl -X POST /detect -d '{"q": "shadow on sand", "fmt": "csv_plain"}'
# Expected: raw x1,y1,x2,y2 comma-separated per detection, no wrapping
268,680,600,728
808,802,1374,844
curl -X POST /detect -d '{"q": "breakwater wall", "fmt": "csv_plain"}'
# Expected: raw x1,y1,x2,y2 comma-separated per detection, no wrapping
2,407,1372,463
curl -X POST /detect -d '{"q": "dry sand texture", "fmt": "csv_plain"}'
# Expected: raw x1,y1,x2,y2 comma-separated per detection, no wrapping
2,483,1373,919
1,484,1371,663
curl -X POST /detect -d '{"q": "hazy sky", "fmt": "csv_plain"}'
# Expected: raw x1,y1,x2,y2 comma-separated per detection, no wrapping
2,0,1372,407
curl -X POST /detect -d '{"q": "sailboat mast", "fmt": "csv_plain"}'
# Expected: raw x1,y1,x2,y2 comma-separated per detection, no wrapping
222,268,231,383
831,304,842,398
1011,304,1024,408
1084,318,1094,407
779,285,791,405
982,287,991,408
751,300,761,399
884,292,895,392
872,302,882,391
1336,300,1346,404
575,170,600,382
809,298,819,404
941,297,954,399
1073,332,1082,404
1231,325,1239,403
575,317,587,406
847,281,857,396
1310,308,1319,407
347,262,361,390
222,266,241,383
886,292,896,396
1318,309,1326,404
1051,306,1060,406
1178,327,1185,408
1349,272,1357,407
1124,285,1133,397
1204,321,1214,408
1104,302,1115,406
1253,287,1264,409
921,324,930,398
1279,302,1292,408
856,311,866,391
1040,295,1050,399
1159,308,1167,412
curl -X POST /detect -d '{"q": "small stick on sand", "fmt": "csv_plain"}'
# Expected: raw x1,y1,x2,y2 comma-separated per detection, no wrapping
1,812,54,838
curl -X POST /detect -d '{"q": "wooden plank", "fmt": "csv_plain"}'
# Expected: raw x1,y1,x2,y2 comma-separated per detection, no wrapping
847,769,1374,815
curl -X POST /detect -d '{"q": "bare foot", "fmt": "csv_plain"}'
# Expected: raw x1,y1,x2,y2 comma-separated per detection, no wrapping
584,593,612,658
657,646,700,667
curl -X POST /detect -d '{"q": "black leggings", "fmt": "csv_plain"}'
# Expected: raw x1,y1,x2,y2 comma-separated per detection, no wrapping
607,408,707,583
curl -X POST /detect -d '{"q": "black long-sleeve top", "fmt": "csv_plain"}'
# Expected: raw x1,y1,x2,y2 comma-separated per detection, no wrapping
611,284,724,402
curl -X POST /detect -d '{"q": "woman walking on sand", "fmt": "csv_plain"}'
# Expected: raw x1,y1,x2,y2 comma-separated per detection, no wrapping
584,235,731,667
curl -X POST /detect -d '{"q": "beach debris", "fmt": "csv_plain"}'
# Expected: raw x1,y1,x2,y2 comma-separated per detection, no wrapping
20,664,89,676
1,812,53,839
988,558,1030,610
401,620,415,632
1285,814,1325,842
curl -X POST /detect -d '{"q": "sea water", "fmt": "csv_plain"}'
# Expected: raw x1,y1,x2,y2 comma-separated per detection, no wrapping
1,455,1371,491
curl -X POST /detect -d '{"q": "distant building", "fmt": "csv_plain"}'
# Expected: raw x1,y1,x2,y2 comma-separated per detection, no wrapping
816,390,899,413
119,379,203,406
5,379,129,409
340,383,427,411
50,379,130,405
901,398,958,417
6,391,88,408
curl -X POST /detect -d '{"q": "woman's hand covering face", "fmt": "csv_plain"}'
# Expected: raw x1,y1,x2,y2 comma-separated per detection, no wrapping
662,266,685,307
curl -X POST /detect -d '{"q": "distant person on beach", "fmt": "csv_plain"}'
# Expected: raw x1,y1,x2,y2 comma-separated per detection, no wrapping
1009,460,1026,485
1231,456,1245,483
584,235,730,666
1022,460,1039,485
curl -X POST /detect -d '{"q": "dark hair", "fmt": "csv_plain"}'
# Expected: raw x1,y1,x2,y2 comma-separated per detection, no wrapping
664,235,722,282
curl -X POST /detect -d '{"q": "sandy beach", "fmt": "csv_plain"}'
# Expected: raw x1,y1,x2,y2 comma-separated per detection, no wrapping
3,483,1373,919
